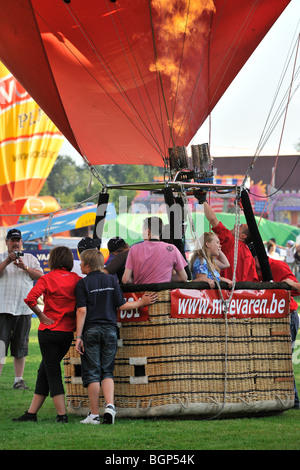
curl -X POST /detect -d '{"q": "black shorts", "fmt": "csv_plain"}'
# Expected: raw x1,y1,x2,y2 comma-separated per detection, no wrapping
0,314,31,359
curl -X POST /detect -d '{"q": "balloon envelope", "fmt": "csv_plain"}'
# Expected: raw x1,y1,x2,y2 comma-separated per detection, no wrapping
0,63,64,226
21,196,61,216
0,0,291,169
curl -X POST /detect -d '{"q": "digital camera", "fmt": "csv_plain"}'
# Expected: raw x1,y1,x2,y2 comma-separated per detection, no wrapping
14,251,24,259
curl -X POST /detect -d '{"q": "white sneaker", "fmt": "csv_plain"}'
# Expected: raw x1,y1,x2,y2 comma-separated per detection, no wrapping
103,405,116,424
80,412,100,424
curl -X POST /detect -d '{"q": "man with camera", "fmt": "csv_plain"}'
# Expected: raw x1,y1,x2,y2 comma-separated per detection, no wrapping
0,229,43,389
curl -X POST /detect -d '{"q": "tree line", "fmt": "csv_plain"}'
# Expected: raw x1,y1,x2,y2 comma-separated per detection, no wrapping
39,155,164,211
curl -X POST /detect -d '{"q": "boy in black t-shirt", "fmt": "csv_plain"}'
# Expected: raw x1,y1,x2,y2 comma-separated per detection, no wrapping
75,249,157,425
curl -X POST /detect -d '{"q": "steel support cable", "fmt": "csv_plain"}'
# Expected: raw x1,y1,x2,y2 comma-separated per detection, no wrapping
3,188,105,240
255,75,300,156
148,0,176,150
110,9,168,164
249,155,300,200
241,77,300,194
254,23,300,156
253,71,300,158
19,189,104,218
35,10,164,163
168,0,191,150
242,32,300,190
104,0,167,161
181,0,260,147
63,3,165,161
209,194,241,420
70,3,163,156
257,33,300,224
181,184,241,419
181,5,216,146
180,184,240,302
179,0,226,145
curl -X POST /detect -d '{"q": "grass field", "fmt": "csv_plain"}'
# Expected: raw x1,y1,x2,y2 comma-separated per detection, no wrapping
1,317,300,452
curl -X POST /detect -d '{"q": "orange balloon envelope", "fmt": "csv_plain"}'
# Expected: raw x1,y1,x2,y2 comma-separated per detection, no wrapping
0,0,291,171
21,196,61,216
0,63,64,226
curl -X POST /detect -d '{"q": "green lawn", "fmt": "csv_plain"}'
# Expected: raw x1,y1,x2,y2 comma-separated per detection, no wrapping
0,318,299,451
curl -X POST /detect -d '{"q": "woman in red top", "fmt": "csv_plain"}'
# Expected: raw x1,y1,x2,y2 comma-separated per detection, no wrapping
14,246,81,423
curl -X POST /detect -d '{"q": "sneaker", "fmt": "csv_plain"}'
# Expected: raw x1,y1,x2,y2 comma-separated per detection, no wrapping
12,411,37,422
13,379,29,390
103,405,116,425
80,412,100,424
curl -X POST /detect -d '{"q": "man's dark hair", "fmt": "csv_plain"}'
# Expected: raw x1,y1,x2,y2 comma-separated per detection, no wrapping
143,216,164,238
242,225,252,244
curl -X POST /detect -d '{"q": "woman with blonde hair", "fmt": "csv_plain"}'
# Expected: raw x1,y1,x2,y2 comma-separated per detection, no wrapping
190,232,233,288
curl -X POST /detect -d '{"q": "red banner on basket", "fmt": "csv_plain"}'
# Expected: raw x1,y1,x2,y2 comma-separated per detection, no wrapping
117,292,149,322
170,289,290,319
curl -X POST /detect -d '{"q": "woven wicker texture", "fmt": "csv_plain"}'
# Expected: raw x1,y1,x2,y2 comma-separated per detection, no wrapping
64,289,295,416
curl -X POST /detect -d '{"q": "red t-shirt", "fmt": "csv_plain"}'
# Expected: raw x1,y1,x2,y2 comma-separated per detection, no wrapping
264,258,299,312
24,268,81,331
213,222,258,282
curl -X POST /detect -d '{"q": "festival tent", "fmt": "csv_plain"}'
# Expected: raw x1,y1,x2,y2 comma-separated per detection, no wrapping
101,212,299,248
7,203,116,241
8,208,299,248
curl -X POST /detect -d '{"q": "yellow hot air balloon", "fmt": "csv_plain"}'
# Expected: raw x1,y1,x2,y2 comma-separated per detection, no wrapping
0,62,64,226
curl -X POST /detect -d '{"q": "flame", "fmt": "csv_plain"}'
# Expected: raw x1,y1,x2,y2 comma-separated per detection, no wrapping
150,0,216,135
152,0,215,39
150,56,188,93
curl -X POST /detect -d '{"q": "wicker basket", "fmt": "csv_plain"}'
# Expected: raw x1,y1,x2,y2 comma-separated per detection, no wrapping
64,287,295,418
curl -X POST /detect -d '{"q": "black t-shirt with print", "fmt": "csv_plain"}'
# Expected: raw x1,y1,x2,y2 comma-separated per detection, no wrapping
76,271,126,328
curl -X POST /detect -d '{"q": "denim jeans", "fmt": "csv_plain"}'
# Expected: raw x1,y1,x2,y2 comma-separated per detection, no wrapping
81,324,118,388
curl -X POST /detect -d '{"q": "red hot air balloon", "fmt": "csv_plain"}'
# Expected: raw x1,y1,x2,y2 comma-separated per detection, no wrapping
0,0,291,171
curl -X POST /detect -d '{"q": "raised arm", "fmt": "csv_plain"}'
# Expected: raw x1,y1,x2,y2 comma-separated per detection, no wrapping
215,251,230,270
203,201,219,228
14,256,43,280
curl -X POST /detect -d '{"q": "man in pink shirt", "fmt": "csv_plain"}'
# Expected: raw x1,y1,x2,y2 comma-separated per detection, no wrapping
122,217,188,285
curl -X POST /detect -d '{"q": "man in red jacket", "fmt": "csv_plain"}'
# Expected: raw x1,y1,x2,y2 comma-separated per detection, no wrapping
203,202,258,282
254,251,300,409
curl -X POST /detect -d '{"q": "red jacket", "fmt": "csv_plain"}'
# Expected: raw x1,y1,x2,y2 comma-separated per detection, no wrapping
24,268,81,331
213,222,258,282
262,257,299,312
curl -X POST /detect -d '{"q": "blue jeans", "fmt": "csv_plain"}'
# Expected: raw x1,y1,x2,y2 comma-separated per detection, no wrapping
81,324,118,388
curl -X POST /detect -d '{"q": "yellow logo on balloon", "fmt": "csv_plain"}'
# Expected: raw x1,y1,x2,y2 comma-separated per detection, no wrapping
75,212,96,229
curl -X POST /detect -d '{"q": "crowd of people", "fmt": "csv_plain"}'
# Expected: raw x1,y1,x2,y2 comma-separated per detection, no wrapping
0,200,299,424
